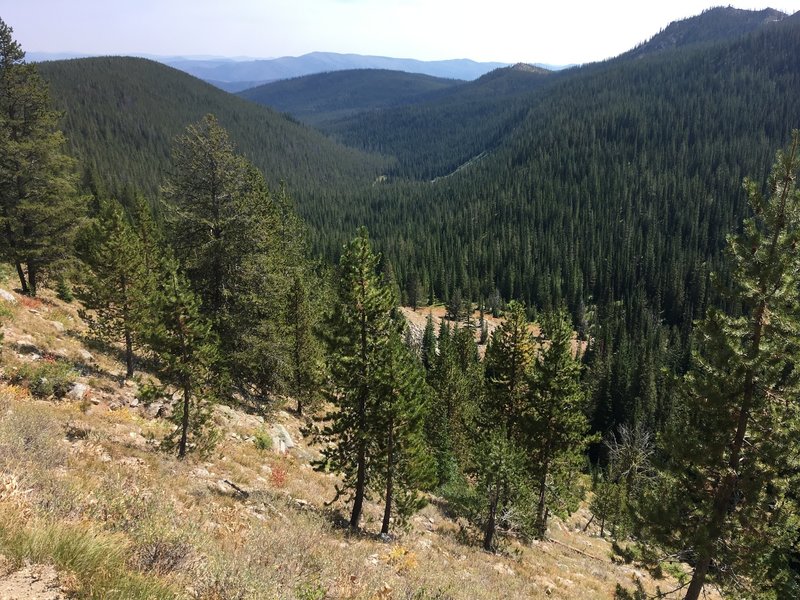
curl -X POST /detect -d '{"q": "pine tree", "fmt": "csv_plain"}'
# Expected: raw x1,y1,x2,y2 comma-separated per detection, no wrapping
446,288,465,322
426,320,482,486
163,114,305,400
374,331,435,534
647,134,800,599
473,301,537,548
313,228,396,529
420,313,437,371
0,18,84,296
142,259,219,458
287,274,324,416
526,309,594,539
473,428,529,551
76,198,149,378
484,301,535,437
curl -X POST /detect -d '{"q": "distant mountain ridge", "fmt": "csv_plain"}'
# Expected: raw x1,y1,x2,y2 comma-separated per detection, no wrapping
623,5,789,58
164,51,515,87
238,69,464,126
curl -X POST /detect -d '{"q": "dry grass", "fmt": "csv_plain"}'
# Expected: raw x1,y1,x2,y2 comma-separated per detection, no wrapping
0,272,716,600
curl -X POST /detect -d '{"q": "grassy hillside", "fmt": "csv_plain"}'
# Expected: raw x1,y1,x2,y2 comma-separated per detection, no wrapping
0,275,709,599
38,57,388,197
238,69,463,126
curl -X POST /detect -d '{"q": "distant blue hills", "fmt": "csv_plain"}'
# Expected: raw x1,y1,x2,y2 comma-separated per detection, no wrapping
27,50,569,92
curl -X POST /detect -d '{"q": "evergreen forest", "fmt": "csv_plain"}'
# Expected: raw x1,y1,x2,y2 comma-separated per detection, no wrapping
2,6,800,599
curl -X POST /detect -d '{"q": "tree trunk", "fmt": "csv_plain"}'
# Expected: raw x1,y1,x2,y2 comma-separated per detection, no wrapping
535,461,550,539
350,273,370,530
483,489,499,551
178,378,191,458
381,418,395,535
27,262,37,297
15,262,29,294
124,327,134,379
684,554,712,600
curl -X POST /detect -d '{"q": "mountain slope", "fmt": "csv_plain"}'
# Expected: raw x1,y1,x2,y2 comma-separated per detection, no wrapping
238,69,463,126
38,57,387,197
299,14,800,330
0,274,704,600
319,64,556,180
623,5,788,58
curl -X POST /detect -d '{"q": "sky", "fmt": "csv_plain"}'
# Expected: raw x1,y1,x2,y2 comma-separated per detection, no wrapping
2,0,800,65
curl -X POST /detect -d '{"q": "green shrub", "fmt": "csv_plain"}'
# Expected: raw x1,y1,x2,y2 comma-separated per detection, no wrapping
56,276,74,302
12,359,78,399
253,429,273,452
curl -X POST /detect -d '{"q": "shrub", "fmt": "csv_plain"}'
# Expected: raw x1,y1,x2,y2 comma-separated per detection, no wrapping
0,508,178,600
12,359,77,399
253,429,273,452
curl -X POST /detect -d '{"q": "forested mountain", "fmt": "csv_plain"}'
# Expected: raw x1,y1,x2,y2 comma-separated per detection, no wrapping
238,69,464,126
317,63,555,180
623,5,788,58
37,57,387,197
304,11,800,313
37,12,800,331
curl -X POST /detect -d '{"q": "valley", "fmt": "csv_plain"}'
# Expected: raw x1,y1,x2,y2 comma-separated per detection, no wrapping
2,4,800,599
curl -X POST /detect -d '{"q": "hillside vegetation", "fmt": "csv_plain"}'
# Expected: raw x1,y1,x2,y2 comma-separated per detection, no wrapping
3,7,800,598
38,57,388,197
238,69,463,127
0,277,701,600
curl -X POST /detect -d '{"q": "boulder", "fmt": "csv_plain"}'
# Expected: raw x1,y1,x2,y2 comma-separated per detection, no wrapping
67,383,90,400
273,424,295,454
76,349,94,364
0,288,16,304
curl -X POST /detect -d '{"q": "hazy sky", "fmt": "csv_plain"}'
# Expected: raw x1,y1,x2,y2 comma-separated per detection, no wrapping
2,1,800,65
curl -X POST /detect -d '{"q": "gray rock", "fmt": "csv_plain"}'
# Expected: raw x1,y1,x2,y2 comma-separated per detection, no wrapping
0,288,16,304
67,383,90,400
143,401,163,419
77,349,94,363
192,467,211,479
275,424,295,449
47,320,65,333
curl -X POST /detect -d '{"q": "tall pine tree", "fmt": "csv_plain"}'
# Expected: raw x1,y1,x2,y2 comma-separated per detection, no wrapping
142,259,219,458
313,228,396,529
645,133,800,599
0,18,84,296
374,330,435,534
76,198,149,378
526,309,594,539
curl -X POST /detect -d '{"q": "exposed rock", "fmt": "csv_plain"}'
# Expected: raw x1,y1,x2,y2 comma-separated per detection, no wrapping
493,562,515,576
67,383,90,400
192,467,212,479
0,289,16,304
142,401,164,419
75,349,94,364
273,424,295,453
47,320,65,333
